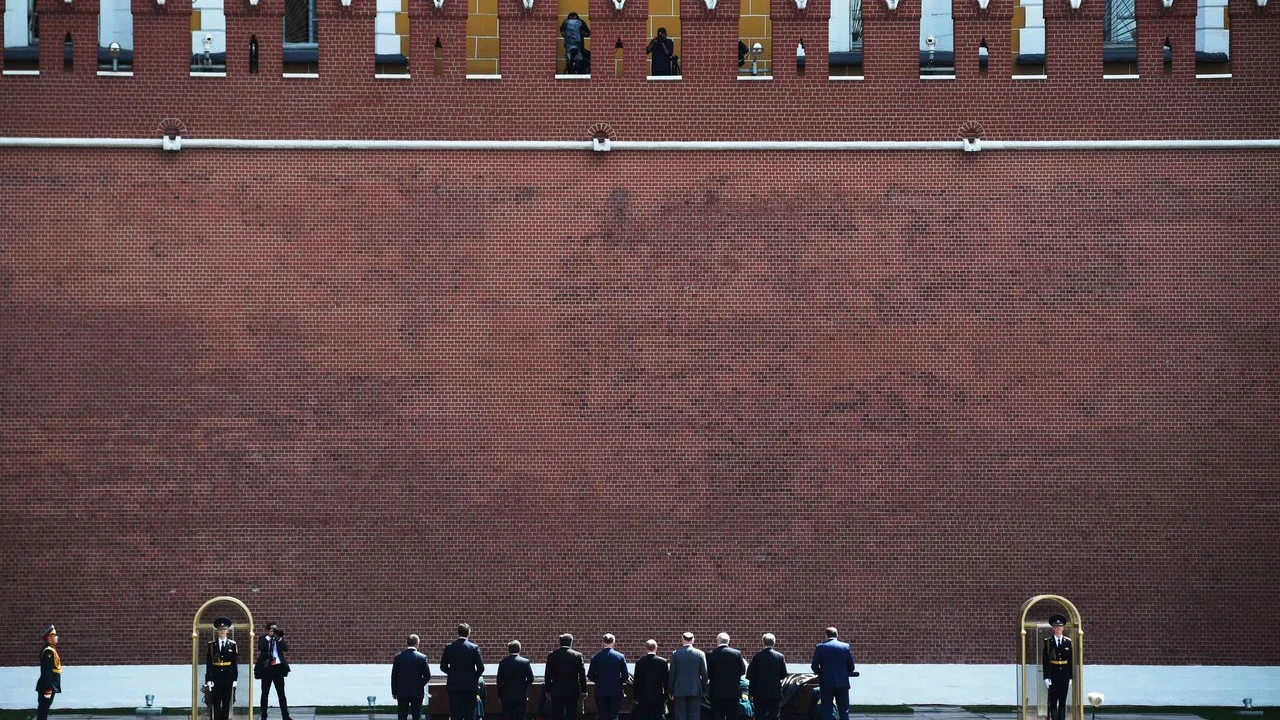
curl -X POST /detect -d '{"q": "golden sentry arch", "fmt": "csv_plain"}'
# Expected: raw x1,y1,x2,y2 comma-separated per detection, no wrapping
192,596,256,720
1018,595,1083,720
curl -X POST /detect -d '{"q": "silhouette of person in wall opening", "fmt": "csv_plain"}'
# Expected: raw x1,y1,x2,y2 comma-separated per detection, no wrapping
560,12,591,73
647,27,676,75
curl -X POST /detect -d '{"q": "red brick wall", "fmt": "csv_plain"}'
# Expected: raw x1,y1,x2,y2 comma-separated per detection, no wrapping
0,146,1277,668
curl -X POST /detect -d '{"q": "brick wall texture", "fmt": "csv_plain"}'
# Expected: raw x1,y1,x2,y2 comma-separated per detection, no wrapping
2,0,1279,673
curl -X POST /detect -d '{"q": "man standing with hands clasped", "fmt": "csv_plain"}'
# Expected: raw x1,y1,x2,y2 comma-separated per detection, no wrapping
392,634,432,720
441,624,485,720
746,634,786,720
668,632,708,720
810,627,856,720
1043,614,1073,720
587,634,630,720
206,617,239,720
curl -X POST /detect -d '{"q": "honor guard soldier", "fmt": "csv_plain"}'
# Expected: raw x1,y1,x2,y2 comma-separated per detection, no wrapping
36,625,62,720
1042,614,1073,720
206,617,239,720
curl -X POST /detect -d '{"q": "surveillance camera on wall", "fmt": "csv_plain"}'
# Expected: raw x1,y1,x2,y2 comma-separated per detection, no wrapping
926,35,936,47
752,42,762,53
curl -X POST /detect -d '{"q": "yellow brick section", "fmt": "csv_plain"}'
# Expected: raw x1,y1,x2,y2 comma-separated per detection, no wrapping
739,0,771,75
191,10,201,31
1010,4,1023,56
466,0,500,74
648,0,681,72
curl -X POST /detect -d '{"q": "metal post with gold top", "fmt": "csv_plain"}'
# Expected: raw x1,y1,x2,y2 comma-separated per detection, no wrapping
192,597,256,720
1017,595,1083,720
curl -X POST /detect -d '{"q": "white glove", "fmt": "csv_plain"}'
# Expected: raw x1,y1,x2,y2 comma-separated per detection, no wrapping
207,682,214,690
1045,679,1051,687
233,682,238,689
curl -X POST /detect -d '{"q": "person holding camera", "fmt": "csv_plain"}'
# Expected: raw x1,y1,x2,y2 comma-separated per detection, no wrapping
559,12,591,74
646,27,676,76
256,622,292,720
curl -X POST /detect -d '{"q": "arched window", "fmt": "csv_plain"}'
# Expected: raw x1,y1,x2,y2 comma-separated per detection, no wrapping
3,0,40,73
191,0,227,74
98,0,133,73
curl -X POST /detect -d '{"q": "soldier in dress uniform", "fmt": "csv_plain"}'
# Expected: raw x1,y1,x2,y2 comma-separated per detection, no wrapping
206,617,239,720
36,625,62,720
1042,614,1073,720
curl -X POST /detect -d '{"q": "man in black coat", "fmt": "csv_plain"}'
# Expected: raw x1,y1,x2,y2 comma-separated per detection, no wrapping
36,625,61,720
392,634,432,720
1042,615,1073,720
544,634,587,720
746,634,786,720
257,622,292,720
706,634,746,720
632,639,669,720
496,640,535,720
441,624,485,720
205,617,239,720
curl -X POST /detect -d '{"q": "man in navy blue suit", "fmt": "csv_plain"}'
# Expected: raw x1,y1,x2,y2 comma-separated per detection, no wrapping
587,634,630,720
810,628,856,720
441,624,485,720
392,634,432,720
706,633,745,720
497,640,535,720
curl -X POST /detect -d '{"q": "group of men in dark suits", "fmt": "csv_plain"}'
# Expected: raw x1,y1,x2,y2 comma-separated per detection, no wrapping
388,625,858,720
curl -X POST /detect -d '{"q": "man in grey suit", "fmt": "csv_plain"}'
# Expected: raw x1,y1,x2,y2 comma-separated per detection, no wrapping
668,632,708,720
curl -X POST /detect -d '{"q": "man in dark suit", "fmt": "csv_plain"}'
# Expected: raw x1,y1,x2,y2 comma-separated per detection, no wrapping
1042,615,1073,720
706,633,745,720
257,622,292,720
544,633,587,720
392,634,432,720
205,617,239,720
632,640,669,720
668,632,707,720
746,634,786,720
810,628,856,720
587,634,629,720
497,640,535,720
441,624,485,720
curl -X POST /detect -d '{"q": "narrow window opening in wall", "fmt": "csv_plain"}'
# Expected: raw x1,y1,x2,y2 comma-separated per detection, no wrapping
646,0,679,78
738,0,771,78
919,0,953,77
3,0,41,73
63,31,71,70
1195,0,1229,76
434,36,443,76
191,0,227,74
1161,36,1172,73
978,37,988,72
557,7,590,75
375,0,409,76
282,0,318,74
1011,0,1045,76
465,0,499,76
614,37,622,76
249,34,259,72
98,0,133,73
1102,0,1137,75
828,0,862,78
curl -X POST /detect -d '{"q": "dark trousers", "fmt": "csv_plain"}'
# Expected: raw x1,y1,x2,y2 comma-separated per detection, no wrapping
502,698,528,720
1048,679,1070,720
551,694,578,720
398,697,424,720
596,695,621,720
633,701,666,720
710,698,738,720
260,667,290,719
754,697,780,720
37,693,55,720
449,688,478,720
211,682,234,720
819,687,850,720
672,696,700,720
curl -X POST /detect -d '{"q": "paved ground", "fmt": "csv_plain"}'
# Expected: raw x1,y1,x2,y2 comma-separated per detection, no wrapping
44,709,1206,720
